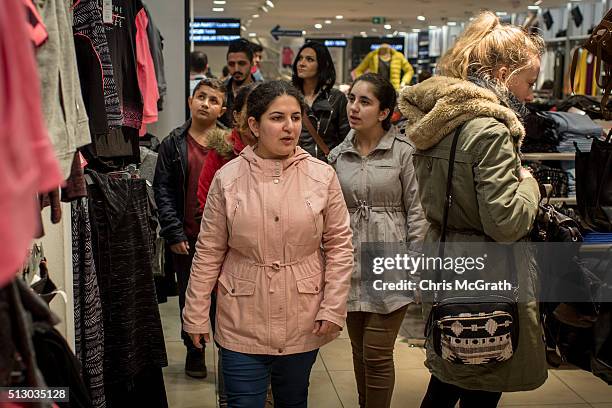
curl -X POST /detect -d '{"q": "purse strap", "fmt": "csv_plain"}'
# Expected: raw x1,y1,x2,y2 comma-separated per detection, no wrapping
303,114,331,157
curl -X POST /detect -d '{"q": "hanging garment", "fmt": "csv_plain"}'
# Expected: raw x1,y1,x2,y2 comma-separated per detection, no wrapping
23,0,48,46
73,0,123,132
72,198,105,408
33,0,92,178
0,0,64,286
143,5,166,111
104,0,158,130
86,172,167,391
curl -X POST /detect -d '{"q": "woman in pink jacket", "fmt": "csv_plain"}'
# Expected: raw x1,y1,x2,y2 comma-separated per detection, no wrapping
183,80,354,407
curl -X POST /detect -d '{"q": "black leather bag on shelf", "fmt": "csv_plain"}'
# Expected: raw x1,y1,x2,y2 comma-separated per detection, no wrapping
575,130,612,232
426,127,520,365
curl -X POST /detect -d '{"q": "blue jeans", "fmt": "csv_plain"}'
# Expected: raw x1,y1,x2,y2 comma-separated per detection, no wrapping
221,348,318,408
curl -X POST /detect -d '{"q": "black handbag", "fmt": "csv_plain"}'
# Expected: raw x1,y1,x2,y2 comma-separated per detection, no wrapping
426,127,520,365
575,130,612,232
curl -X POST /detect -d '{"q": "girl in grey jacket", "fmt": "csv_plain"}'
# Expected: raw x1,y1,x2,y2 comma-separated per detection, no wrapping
329,73,428,408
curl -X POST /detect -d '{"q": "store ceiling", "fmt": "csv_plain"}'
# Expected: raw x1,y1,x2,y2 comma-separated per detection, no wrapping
193,0,573,39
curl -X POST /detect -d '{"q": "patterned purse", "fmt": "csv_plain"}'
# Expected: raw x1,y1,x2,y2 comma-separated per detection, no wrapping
426,127,520,365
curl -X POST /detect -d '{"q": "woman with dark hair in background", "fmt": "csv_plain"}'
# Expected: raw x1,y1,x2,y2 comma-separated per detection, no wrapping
292,41,350,161
328,73,428,408
183,80,353,407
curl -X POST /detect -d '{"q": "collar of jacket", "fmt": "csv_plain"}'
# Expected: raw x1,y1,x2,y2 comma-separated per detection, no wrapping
168,119,192,141
397,76,525,151
309,88,334,113
327,125,400,163
240,145,311,176
204,128,248,159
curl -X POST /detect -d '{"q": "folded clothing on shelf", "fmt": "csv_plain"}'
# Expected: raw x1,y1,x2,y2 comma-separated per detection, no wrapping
583,233,612,243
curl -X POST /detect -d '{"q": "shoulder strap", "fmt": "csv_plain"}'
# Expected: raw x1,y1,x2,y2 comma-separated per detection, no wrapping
440,126,463,247
303,115,331,157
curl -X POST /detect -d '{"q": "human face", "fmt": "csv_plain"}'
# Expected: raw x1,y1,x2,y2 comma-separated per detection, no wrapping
227,52,253,85
497,56,541,103
253,51,263,67
188,85,226,125
248,95,302,160
346,81,389,132
296,48,318,81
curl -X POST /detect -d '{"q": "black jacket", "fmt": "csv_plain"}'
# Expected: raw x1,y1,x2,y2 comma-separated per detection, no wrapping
153,120,190,244
299,88,350,160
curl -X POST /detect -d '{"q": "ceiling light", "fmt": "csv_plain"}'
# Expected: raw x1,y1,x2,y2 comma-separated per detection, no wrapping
495,11,508,16
212,7,224,12
384,24,392,29
528,5,540,9
385,34,393,38
399,31,407,35
213,0,226,4
261,5,268,12
447,21,457,26
241,25,247,31
325,20,332,24
314,23,322,29
302,30,306,35
252,14,259,18
429,26,438,30
266,0,275,8
336,15,344,19
249,33,257,37
417,15,426,21
371,27,378,32
360,31,367,36
392,30,398,35
534,0,542,4
412,28,421,32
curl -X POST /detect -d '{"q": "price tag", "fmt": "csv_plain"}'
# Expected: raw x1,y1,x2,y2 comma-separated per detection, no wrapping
102,0,113,24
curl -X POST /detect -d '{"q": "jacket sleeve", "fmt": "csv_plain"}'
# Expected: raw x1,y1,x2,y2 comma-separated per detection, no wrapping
197,150,225,211
474,123,540,242
353,52,373,78
316,170,354,328
400,57,415,86
153,141,187,244
400,143,428,245
183,174,229,334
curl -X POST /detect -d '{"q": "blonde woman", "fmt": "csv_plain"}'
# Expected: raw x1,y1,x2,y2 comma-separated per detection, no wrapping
398,12,546,408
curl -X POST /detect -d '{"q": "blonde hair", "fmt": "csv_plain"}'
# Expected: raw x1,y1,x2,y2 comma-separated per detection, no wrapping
438,12,544,86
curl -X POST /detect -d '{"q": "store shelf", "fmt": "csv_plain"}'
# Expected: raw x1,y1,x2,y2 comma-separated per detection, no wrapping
545,37,568,43
522,153,575,161
580,243,612,252
547,197,577,205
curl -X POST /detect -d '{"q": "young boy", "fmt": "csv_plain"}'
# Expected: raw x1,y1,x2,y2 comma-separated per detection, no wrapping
154,78,226,378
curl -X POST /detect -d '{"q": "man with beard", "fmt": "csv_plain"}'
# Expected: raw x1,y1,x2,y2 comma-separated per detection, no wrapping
220,38,257,127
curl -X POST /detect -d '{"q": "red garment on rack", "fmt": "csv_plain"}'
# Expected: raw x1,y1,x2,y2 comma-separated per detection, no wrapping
0,0,63,287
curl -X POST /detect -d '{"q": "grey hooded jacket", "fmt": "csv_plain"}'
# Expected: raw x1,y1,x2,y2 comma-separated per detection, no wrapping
328,126,428,314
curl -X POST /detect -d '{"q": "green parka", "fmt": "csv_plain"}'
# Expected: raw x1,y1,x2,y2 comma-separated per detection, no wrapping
398,76,548,392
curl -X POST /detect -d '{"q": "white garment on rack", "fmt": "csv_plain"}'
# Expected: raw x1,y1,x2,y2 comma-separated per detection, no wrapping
537,49,556,89
428,29,442,57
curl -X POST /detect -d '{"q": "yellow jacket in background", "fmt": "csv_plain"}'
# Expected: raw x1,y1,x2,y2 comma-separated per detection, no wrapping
353,48,414,90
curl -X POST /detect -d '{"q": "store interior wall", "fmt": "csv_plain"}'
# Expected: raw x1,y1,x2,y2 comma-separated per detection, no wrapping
145,0,187,139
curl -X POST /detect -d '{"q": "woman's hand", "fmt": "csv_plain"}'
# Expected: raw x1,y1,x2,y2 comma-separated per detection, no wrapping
188,333,211,349
312,320,342,336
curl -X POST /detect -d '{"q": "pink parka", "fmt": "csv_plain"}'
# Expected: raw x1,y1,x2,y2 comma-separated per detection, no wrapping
183,146,354,355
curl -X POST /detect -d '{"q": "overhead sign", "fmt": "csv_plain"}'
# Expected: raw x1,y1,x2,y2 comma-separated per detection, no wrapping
370,43,403,51
371,16,386,24
189,18,241,45
306,38,348,48
271,25,304,41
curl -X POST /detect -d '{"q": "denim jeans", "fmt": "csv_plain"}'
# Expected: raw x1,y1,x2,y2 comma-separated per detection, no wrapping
220,348,318,408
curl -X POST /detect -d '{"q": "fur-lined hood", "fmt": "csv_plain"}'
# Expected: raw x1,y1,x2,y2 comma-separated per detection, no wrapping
397,76,525,151
205,127,234,158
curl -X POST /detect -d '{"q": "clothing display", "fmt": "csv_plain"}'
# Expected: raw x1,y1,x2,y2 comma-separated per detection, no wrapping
33,0,92,178
144,4,166,110
72,199,105,408
86,171,167,406
73,0,123,132
0,0,63,286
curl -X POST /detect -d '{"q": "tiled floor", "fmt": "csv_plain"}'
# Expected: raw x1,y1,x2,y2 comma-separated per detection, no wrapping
159,297,612,407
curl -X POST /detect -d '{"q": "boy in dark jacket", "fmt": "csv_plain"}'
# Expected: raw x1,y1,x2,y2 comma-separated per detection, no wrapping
153,78,226,378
